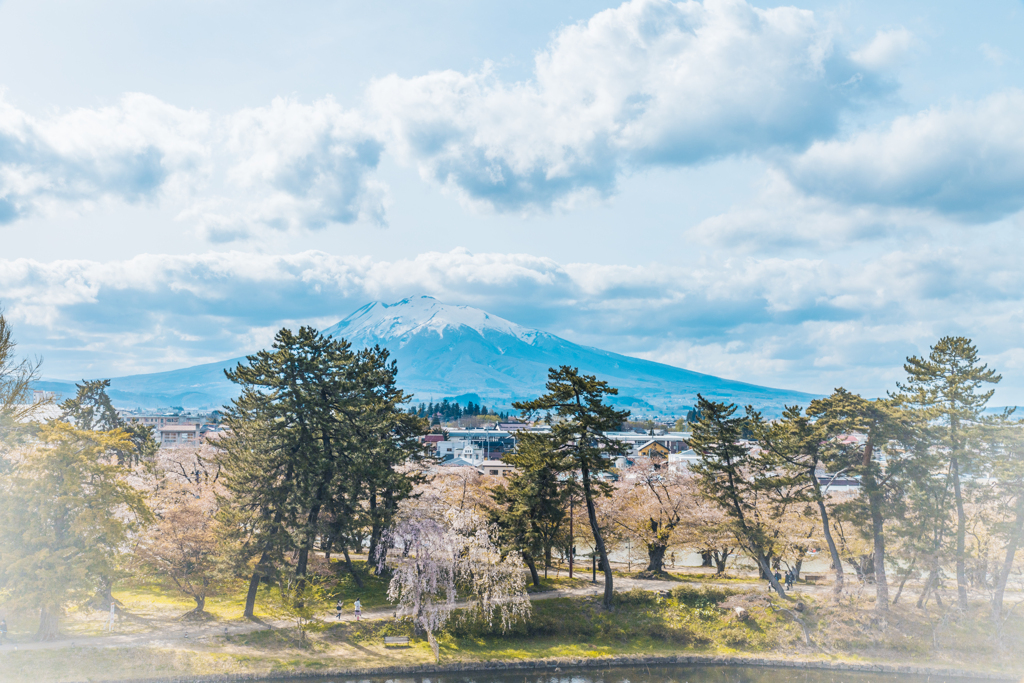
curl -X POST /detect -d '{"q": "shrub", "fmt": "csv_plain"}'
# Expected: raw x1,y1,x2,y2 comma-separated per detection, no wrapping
613,588,660,607
671,585,734,607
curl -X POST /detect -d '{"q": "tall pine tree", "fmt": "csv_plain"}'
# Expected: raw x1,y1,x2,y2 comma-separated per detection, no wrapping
896,336,1000,611
689,395,789,598
513,366,627,609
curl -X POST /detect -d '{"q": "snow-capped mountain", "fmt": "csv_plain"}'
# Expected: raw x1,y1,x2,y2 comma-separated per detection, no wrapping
323,296,542,347
37,296,817,415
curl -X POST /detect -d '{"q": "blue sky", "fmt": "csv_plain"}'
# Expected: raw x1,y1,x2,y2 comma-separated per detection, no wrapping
2,0,1024,404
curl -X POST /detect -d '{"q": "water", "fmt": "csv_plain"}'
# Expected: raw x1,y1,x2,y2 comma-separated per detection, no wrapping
273,664,986,683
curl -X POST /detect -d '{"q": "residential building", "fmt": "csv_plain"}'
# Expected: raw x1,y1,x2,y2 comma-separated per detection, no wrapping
157,423,202,448
478,459,516,477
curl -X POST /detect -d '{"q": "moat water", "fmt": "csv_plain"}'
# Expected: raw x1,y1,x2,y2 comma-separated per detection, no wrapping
272,664,984,683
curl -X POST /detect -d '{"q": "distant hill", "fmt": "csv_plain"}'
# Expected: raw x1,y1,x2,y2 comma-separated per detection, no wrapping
37,296,818,416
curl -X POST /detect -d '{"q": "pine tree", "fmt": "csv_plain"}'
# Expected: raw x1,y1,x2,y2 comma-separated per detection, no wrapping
0,423,150,639
977,414,1024,625
489,431,568,585
351,345,429,571
896,336,1001,610
809,389,924,610
59,380,158,467
60,379,121,431
0,313,45,456
513,366,628,609
688,395,789,598
760,401,854,598
220,327,359,617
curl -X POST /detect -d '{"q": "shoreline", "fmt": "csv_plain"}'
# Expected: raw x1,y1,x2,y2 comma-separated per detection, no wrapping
79,652,1024,683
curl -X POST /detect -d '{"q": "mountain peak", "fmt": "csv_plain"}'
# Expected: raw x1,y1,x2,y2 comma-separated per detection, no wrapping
322,295,541,345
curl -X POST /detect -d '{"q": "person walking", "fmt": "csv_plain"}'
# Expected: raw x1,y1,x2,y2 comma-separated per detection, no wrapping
354,598,362,622
0,618,7,645
335,600,343,620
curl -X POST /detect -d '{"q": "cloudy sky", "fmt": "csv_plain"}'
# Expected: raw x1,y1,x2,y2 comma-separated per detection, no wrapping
2,0,1024,403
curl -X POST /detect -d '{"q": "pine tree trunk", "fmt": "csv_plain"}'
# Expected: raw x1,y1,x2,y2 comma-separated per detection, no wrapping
862,467,890,609
810,469,844,598
580,462,614,609
244,548,274,618
342,547,364,589
701,551,714,568
755,549,787,598
951,455,969,611
992,494,1024,624
37,604,60,641
917,564,938,609
94,576,116,610
524,553,541,587
366,490,381,568
296,503,322,581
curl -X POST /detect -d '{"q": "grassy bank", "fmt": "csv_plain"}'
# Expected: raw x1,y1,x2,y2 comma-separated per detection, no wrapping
1,585,1021,683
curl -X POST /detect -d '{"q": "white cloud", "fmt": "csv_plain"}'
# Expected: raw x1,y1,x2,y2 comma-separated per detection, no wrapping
0,93,209,223
0,93,390,240
186,97,388,241
850,28,916,70
784,89,1024,220
980,43,1010,67
4,246,1024,402
367,0,877,212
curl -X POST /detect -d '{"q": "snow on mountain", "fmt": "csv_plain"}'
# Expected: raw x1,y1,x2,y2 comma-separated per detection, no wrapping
322,296,542,347
37,296,819,415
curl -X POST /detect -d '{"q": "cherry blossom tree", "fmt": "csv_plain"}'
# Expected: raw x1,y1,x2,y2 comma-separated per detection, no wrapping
378,511,531,661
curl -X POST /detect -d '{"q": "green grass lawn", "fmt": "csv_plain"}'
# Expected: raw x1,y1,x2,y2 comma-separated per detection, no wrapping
3,578,1022,683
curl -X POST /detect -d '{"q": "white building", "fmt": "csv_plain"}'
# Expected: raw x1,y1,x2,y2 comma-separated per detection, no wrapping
435,439,486,464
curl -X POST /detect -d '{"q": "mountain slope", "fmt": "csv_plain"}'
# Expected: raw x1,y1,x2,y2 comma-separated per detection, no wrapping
38,296,817,415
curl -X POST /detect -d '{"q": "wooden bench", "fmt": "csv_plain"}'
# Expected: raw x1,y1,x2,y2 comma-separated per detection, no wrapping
384,636,411,647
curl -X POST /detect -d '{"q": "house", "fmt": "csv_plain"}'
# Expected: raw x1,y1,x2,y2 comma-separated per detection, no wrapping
157,423,202,448
434,439,489,464
478,459,516,477
635,439,670,458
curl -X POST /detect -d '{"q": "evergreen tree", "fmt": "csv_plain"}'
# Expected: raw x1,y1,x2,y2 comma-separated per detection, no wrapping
488,431,568,585
810,389,924,610
688,395,789,598
0,423,150,639
513,366,628,609
0,313,45,456
220,327,359,617
896,336,1001,610
219,329,428,616
977,414,1024,624
351,345,429,570
760,399,857,598
60,379,121,431
59,379,158,467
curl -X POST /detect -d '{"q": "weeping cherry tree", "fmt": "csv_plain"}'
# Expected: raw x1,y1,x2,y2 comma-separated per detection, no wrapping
378,510,531,662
